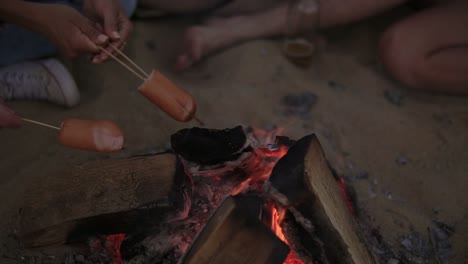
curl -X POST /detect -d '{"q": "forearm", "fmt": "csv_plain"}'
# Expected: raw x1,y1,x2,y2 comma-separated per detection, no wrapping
318,0,408,28
0,1,44,32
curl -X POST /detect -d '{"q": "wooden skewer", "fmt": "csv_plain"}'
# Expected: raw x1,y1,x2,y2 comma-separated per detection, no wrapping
100,46,205,126
108,44,149,78
22,118,60,130
99,47,146,81
194,116,205,126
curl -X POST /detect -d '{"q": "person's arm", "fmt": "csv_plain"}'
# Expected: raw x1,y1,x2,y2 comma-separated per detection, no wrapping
0,1,108,59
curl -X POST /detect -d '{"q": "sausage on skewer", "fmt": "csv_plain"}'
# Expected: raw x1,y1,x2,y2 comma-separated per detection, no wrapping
138,70,197,122
58,119,124,152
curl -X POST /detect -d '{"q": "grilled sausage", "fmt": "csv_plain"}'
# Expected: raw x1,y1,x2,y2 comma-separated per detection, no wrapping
138,70,197,122
58,119,124,152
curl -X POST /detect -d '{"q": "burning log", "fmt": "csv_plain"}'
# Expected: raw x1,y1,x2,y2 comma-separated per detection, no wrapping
19,153,192,248
179,195,289,264
171,126,249,165
267,134,376,264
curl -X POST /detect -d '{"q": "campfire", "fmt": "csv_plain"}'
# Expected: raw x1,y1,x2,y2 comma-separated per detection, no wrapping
18,126,375,264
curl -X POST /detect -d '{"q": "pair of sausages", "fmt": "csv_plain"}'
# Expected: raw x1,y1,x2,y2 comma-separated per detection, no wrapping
138,70,197,122
57,71,195,152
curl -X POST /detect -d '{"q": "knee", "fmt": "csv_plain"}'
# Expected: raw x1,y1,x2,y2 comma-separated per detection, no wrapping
119,0,138,17
139,0,221,13
378,23,424,89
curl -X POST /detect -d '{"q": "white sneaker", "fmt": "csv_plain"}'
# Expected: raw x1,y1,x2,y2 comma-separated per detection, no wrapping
0,58,80,107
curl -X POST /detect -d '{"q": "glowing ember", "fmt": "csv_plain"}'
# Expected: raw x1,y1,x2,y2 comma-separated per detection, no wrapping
104,234,125,264
250,146,288,181
88,234,126,264
230,128,289,195
339,177,355,215
284,251,306,264
230,128,305,264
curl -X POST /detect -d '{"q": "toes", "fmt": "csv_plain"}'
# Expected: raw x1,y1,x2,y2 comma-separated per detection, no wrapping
176,54,194,71
176,26,206,70
175,54,189,71
184,27,204,61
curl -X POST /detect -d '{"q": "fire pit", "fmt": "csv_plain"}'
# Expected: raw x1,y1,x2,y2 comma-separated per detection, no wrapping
18,126,375,264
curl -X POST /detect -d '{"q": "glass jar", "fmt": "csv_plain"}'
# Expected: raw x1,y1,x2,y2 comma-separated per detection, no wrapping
282,0,320,67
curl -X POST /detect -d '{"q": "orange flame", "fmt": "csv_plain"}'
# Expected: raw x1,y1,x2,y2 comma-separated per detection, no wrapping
231,127,305,264
270,205,305,264
271,206,288,243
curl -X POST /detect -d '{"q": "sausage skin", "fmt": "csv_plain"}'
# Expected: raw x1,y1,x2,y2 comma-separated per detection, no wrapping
138,70,197,122
58,119,124,152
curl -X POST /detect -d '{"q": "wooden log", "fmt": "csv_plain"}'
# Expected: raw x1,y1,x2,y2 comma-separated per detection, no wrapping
18,153,192,248
179,195,289,264
267,134,376,264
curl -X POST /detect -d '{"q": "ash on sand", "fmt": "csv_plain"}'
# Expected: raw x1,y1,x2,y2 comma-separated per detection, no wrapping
384,89,405,106
342,163,455,264
281,92,318,118
352,191,454,263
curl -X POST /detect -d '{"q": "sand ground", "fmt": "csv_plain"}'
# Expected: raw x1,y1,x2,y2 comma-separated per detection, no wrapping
0,10,467,264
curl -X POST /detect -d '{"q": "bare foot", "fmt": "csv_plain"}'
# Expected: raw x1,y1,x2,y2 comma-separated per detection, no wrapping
176,26,207,71
176,4,289,70
175,17,241,71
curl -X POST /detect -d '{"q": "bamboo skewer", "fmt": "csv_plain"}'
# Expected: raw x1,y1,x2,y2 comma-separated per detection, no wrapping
100,46,205,126
99,47,146,81
22,118,60,130
108,44,149,78
193,116,205,126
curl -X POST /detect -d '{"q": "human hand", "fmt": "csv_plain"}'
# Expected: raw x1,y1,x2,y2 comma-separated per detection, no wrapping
0,98,22,129
83,0,133,63
34,4,109,59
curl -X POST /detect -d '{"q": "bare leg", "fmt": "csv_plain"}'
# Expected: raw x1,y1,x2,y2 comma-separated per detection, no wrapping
211,0,281,16
176,3,290,70
176,0,406,70
138,0,224,13
379,1,468,94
